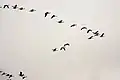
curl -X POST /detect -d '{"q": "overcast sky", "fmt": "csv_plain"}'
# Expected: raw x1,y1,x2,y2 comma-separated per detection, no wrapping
0,0,120,80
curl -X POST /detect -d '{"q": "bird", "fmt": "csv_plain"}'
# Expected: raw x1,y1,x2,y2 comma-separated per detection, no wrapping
45,12,50,17
100,33,104,37
70,24,77,27
8,75,13,78
51,15,57,19
88,36,94,39
81,27,87,30
12,5,18,9
60,47,66,51
52,48,58,52
6,74,10,76
29,9,36,12
93,31,99,34
19,7,25,10
58,20,64,23
1,72,6,75
19,72,24,77
22,76,27,79
94,32,100,36
3,5,9,8
0,71,2,73
87,29,92,33
64,43,70,47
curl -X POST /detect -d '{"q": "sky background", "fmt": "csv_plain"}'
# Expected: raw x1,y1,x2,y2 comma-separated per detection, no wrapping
0,0,120,80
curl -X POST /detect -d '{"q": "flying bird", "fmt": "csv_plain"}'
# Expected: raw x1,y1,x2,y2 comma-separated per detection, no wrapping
81,27,87,30
12,5,18,9
51,15,57,19
88,36,94,39
64,43,70,47
60,47,66,51
3,5,9,8
19,72,24,77
52,48,58,52
6,74,10,76
100,33,104,37
93,31,99,34
19,7,25,10
8,75,13,78
70,24,77,27
58,20,64,23
29,9,36,12
94,32,100,36
1,72,6,75
22,76,27,79
45,12,50,17
87,29,92,33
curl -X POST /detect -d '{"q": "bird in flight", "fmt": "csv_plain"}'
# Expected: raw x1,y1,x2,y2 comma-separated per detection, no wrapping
22,76,27,79
52,48,58,52
8,75,13,78
100,33,104,37
64,43,70,47
60,47,66,51
19,71,24,77
58,20,64,23
12,5,18,9
94,32,100,36
19,7,25,10
88,36,94,39
70,24,77,27
6,74,10,76
3,4,9,8
45,12,50,17
51,15,57,19
0,71,2,73
1,72,6,75
93,31,99,34
29,9,36,12
81,27,87,30
87,29,92,33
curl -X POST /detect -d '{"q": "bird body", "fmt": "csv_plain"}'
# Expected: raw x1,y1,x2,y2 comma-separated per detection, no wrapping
1,72,6,75
58,20,64,23
9,75,13,78
64,43,70,47
93,31,99,34
70,24,77,27
19,7,25,10
6,74,10,76
52,48,58,52
81,27,87,30
87,29,92,33
3,5,9,8
12,5,18,9
88,36,94,39
60,47,66,51
51,15,57,19
100,33,104,37
29,9,36,12
45,12,50,17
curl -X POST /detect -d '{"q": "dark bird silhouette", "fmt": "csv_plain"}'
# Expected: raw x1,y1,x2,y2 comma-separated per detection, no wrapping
22,76,27,79
88,36,94,39
3,5,9,8
100,33,104,37
94,32,100,36
81,27,87,30
12,5,18,9
6,74,10,76
45,12,50,17
8,75,13,78
87,29,92,33
60,47,66,51
51,15,57,19
58,20,64,23
29,9,36,12
19,7,25,10
19,72,24,77
64,43,70,47
93,31,99,34
1,72,6,75
52,48,58,52
70,24,77,27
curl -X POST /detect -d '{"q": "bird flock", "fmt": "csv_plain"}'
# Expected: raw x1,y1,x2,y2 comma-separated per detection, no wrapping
0,4,105,52
0,70,27,80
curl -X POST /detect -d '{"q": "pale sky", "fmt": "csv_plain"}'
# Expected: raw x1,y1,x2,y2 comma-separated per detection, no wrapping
0,0,120,80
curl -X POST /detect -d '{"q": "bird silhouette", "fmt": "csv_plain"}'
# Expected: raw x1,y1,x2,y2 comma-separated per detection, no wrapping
22,76,27,79
52,48,58,52
29,9,36,12
3,5,9,8
93,31,99,34
94,32,100,36
58,20,64,23
88,36,94,39
45,12,50,17
100,33,104,37
70,24,77,27
60,47,66,51
6,74,10,76
51,15,57,19
81,27,87,30
12,5,18,9
87,29,92,33
1,72,6,75
19,7,25,10
8,75,13,78
64,43,70,47
19,72,24,77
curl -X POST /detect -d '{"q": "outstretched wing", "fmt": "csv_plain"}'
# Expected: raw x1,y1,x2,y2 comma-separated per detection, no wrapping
81,27,87,30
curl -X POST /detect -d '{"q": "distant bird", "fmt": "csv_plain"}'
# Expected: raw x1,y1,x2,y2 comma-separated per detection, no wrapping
51,15,57,19
58,20,64,23
81,27,87,30
100,33,104,37
12,5,18,9
8,75,13,78
45,12,50,17
1,72,6,75
64,43,70,47
93,31,99,34
19,72,24,77
0,71,2,73
19,7,25,10
6,74,10,76
3,5,9,8
87,29,92,33
52,48,58,52
22,76,27,79
70,24,77,27
88,36,94,39
60,47,66,51
29,9,36,12
94,32,100,36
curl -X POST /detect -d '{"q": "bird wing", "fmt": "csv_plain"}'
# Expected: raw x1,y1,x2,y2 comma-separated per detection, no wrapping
81,27,87,30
